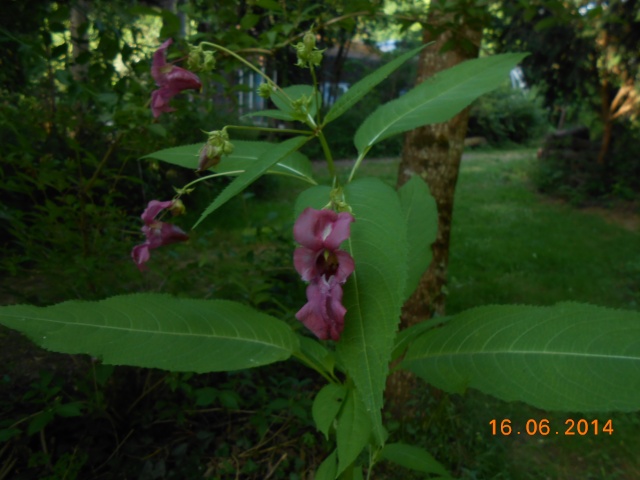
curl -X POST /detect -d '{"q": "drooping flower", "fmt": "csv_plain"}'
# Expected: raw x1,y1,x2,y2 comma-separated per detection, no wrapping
293,207,355,340
151,39,202,118
131,200,189,271
296,276,347,341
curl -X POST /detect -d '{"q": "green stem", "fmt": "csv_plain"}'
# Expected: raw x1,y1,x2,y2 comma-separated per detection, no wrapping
318,131,336,181
224,124,312,137
347,147,371,184
292,351,337,384
180,171,244,193
309,66,323,126
200,42,293,103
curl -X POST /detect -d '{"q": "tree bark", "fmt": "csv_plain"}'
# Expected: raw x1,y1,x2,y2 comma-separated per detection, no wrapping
386,11,483,418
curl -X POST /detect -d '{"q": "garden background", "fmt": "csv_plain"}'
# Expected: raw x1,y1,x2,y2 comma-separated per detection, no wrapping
1,0,639,478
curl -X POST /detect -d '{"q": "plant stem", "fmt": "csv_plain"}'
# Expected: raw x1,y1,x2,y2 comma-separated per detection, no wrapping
347,147,370,183
292,351,337,384
318,131,336,181
224,124,312,137
179,171,245,193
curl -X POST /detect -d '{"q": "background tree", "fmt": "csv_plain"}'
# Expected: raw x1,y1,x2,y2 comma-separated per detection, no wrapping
491,0,640,165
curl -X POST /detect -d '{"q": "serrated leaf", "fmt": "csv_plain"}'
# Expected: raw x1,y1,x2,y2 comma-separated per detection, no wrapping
337,178,408,445
324,44,428,125
403,303,640,412
379,443,450,476
336,388,371,476
194,136,309,228
312,383,346,440
354,53,528,155
143,140,316,184
0,294,299,373
398,175,437,300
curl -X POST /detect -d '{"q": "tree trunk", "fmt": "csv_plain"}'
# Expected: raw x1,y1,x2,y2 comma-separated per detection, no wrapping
386,11,483,418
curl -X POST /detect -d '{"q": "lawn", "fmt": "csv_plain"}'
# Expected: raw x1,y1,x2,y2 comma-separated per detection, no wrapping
1,149,639,479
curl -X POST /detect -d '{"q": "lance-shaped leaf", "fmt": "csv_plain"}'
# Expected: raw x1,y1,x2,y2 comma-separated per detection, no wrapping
403,303,640,412
354,53,528,155
324,44,428,125
0,294,299,373
143,140,316,184
194,136,309,228
398,175,437,301
337,178,408,445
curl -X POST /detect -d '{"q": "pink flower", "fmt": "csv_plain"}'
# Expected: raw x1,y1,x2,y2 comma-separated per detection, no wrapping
293,208,355,340
131,200,189,271
151,39,202,118
296,276,347,341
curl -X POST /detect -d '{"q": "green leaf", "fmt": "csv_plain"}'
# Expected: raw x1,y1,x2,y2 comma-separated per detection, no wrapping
54,401,83,417
28,410,54,435
294,185,332,217
297,336,336,378
312,383,346,440
379,443,451,476
242,109,298,121
143,140,316,184
271,84,318,121
398,175,437,300
194,136,309,228
354,53,528,155
336,388,372,476
0,294,299,373
314,450,338,480
403,303,640,412
337,178,408,445
391,318,450,361
324,44,428,125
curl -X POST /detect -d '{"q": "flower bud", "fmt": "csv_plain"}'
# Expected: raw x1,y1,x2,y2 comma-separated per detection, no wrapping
198,144,221,172
258,82,274,99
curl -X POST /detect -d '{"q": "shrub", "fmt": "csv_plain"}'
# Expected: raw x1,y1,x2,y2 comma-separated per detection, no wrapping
467,85,549,146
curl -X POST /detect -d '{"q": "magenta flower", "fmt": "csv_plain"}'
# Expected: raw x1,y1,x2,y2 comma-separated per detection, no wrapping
151,39,202,118
131,200,189,271
293,208,355,340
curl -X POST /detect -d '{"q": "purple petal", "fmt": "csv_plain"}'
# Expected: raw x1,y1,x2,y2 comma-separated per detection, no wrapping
323,212,355,250
152,38,173,85
165,66,202,92
151,88,175,118
293,208,335,250
141,200,174,224
296,278,346,341
131,243,151,271
293,246,320,282
144,222,189,249
333,250,355,284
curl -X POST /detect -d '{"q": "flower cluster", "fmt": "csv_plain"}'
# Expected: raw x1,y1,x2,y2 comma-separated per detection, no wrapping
131,200,189,271
293,208,355,341
151,39,202,118
294,31,324,68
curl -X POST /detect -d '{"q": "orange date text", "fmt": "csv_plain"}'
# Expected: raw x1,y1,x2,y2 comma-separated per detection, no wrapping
489,418,613,436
